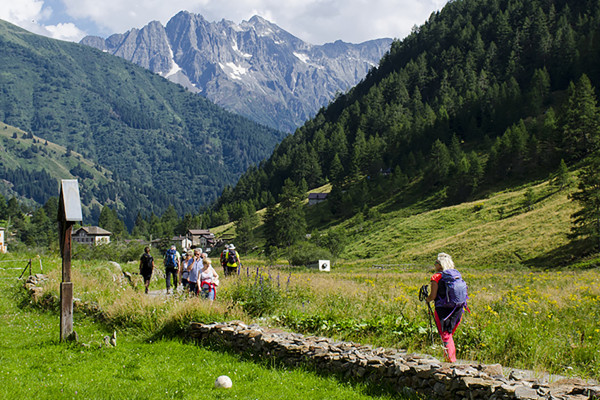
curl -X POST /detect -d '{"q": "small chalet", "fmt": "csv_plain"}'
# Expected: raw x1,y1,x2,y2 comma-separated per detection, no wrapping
308,192,328,205
187,229,215,249
72,226,112,245
0,227,6,253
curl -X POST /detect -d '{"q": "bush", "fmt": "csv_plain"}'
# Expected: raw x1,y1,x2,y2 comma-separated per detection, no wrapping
225,268,285,317
286,241,333,266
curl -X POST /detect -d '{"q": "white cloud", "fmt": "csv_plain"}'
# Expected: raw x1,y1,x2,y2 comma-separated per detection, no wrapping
1,0,448,44
0,0,85,41
45,22,86,41
59,0,447,44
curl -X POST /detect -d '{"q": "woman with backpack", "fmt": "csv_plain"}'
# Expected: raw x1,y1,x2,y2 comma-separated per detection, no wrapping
425,252,468,363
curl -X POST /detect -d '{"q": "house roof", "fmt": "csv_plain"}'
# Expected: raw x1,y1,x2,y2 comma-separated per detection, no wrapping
188,229,214,237
308,193,328,200
75,226,112,236
188,229,211,235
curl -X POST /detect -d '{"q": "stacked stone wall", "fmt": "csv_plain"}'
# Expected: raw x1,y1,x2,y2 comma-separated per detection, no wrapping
189,321,600,400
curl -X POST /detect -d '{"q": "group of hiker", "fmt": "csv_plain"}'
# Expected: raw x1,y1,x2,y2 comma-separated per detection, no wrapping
140,244,467,363
138,243,242,300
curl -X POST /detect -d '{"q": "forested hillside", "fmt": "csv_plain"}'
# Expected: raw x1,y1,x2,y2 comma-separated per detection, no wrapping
209,0,600,230
0,20,285,227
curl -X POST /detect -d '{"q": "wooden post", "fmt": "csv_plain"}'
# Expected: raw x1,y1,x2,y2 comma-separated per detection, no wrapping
58,180,82,342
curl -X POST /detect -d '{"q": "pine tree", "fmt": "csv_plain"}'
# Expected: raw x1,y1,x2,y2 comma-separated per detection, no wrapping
329,154,345,184
234,207,259,253
430,139,452,184
132,212,149,239
569,153,600,250
0,194,8,220
562,74,600,160
276,179,307,246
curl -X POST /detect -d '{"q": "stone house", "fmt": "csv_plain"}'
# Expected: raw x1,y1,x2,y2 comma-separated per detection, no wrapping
72,226,112,245
187,229,215,249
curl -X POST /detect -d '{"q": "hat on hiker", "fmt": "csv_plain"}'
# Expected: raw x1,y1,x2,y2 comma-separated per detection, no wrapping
229,244,235,250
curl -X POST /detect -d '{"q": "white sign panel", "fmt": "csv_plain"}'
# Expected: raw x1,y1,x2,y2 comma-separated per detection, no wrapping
61,180,83,222
318,260,330,272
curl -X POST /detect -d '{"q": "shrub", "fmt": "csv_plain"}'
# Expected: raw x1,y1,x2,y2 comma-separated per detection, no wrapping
286,241,333,266
224,268,286,317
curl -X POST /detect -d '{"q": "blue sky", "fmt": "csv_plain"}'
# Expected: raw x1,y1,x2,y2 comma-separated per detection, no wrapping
0,0,448,44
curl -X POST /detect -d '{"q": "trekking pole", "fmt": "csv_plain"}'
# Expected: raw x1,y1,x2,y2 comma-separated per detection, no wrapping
419,284,435,347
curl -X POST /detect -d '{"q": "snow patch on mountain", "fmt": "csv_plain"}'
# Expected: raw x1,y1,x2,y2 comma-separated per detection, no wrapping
220,62,248,80
232,41,252,58
164,44,182,78
293,52,310,63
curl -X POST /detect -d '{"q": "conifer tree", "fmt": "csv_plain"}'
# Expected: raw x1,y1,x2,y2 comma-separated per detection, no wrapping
551,159,570,191
569,153,600,251
562,74,600,160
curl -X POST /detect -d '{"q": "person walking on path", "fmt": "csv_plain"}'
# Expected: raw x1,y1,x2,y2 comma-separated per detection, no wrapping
164,245,180,294
224,244,241,276
187,248,203,296
139,246,155,294
199,258,219,301
425,252,468,363
180,249,194,291
220,244,230,275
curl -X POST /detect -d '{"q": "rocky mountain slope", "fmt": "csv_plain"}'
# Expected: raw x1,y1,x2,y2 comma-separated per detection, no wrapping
81,12,393,132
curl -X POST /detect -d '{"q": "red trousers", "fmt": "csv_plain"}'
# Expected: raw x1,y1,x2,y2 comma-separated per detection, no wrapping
434,310,462,362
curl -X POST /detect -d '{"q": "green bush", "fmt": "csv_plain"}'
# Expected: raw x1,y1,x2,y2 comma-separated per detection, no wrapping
286,241,333,266
225,268,286,317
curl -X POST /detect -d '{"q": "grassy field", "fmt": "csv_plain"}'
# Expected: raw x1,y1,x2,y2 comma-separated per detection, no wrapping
3,172,599,394
0,257,403,400
15,251,600,381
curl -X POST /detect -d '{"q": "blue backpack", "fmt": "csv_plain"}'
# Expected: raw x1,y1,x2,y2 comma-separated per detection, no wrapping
436,269,468,308
165,248,177,268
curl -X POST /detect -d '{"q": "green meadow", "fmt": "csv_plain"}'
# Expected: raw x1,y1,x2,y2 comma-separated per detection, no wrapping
0,259,401,400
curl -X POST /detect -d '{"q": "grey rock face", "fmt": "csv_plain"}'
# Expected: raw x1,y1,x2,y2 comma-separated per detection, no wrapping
80,11,392,132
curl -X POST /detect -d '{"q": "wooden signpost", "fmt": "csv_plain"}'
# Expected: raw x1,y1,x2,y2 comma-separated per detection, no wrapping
57,179,82,342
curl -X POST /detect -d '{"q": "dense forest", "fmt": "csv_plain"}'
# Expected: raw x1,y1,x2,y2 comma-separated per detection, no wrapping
205,0,600,229
0,20,285,228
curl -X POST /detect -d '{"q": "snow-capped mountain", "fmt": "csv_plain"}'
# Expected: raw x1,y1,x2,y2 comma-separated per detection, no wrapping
81,11,393,132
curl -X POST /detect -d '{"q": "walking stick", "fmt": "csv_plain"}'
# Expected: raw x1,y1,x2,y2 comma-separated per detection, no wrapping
419,284,435,347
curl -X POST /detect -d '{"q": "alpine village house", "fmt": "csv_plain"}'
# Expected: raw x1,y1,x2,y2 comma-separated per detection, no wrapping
72,226,112,245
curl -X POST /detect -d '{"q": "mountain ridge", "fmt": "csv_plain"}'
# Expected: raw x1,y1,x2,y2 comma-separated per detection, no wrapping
0,19,285,227
80,11,393,132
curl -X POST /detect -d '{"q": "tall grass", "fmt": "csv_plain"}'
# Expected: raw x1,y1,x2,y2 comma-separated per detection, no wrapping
0,258,403,400
27,252,600,379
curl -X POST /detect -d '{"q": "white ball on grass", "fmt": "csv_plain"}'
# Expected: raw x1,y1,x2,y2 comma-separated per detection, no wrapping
214,375,233,389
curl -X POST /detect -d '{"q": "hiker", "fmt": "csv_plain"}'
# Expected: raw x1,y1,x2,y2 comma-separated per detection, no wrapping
425,252,468,363
220,244,230,275
199,258,219,301
164,245,180,294
187,248,203,296
139,246,155,294
180,249,194,291
225,244,241,276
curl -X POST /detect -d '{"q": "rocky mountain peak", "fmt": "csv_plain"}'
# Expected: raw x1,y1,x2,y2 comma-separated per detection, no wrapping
80,12,392,132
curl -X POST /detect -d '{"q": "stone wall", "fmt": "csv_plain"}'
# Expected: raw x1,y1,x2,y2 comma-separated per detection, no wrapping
189,321,600,400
